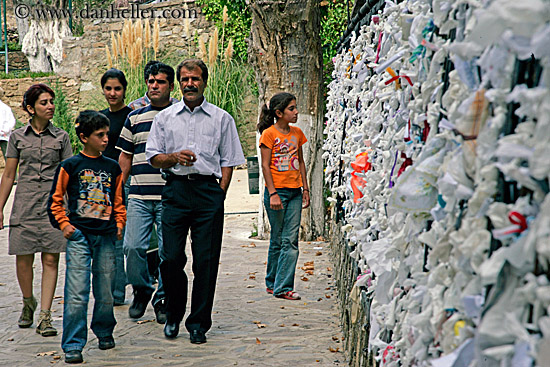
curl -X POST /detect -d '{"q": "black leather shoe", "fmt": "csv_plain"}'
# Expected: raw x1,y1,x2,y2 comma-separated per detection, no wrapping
98,335,115,350
154,300,167,324
129,288,152,319
189,329,206,344
164,321,179,339
65,350,83,363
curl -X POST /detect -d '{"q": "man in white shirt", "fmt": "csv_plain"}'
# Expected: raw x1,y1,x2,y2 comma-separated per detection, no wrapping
146,59,245,343
0,87,16,161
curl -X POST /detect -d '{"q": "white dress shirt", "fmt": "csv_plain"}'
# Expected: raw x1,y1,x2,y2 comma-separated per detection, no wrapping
0,99,16,141
146,99,245,178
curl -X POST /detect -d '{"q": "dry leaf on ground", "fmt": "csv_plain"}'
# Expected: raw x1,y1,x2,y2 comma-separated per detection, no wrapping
137,319,154,324
315,251,323,256
37,351,57,357
301,277,309,281
329,347,339,353
256,337,261,344
256,324,267,328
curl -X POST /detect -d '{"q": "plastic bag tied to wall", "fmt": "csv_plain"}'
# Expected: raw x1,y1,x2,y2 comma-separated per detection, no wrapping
323,0,550,366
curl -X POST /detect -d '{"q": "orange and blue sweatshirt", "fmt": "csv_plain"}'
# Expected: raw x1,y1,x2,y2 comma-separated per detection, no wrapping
47,152,126,235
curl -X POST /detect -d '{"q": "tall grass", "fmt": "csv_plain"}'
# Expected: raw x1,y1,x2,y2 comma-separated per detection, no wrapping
201,6,256,141
98,12,256,151
104,19,163,104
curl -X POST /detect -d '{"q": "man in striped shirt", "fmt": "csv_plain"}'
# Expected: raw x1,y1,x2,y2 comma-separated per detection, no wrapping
115,62,175,324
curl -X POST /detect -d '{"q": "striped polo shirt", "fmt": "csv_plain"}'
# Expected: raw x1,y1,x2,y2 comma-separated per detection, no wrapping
116,103,172,200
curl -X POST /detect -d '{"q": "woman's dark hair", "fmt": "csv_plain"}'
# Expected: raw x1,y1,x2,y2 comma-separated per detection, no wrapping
75,110,110,143
22,83,55,116
100,68,128,91
257,92,296,134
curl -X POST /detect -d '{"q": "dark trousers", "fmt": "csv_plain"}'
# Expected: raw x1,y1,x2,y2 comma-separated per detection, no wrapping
160,176,225,333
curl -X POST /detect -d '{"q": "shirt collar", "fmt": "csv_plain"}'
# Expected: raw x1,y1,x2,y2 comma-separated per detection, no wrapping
143,93,151,104
177,98,213,116
24,121,59,137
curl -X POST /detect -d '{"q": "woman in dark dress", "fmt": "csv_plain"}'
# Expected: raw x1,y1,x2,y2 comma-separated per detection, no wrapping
99,68,132,305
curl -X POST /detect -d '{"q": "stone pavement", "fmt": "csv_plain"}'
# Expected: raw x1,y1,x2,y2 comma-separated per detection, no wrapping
0,169,346,366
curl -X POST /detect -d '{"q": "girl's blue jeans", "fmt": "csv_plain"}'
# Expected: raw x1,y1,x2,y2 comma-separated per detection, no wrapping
62,228,117,352
264,188,302,295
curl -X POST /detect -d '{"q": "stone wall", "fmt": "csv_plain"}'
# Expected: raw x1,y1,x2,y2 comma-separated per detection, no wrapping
57,0,214,104
0,51,30,71
329,216,374,367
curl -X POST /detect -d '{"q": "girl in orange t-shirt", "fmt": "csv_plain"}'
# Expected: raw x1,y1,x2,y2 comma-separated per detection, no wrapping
258,92,310,300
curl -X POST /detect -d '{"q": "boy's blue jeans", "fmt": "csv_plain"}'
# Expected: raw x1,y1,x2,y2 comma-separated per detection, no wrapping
263,188,302,295
62,228,117,352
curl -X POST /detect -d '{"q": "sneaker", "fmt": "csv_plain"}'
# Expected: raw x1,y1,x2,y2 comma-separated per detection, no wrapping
154,300,167,324
18,295,37,328
275,291,301,300
98,335,115,350
65,350,83,363
128,288,152,319
36,310,57,337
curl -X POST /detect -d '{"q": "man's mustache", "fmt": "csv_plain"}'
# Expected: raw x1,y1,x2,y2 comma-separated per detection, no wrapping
184,86,199,93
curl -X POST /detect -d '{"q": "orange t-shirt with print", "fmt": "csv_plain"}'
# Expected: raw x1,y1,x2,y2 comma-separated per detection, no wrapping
259,125,307,189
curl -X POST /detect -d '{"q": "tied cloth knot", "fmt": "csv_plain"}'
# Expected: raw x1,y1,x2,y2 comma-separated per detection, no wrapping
491,211,528,240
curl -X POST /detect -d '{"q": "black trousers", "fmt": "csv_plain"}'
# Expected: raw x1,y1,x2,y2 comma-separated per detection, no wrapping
160,176,225,333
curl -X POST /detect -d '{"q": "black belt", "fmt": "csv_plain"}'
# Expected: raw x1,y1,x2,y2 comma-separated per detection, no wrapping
163,171,218,183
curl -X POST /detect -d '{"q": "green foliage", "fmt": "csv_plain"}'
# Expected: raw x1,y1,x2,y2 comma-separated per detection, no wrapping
52,82,82,153
196,0,251,61
14,118,25,130
205,58,255,134
0,71,54,79
249,222,258,238
7,41,22,52
320,1,348,94
320,0,348,64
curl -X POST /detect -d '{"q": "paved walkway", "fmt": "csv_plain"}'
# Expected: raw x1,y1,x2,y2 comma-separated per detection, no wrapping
0,169,345,366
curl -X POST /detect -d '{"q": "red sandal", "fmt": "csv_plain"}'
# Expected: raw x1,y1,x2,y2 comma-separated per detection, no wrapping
275,291,301,300
266,288,274,294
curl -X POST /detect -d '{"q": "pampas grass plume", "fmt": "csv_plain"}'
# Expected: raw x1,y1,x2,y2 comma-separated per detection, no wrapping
117,34,124,57
224,39,233,62
106,46,113,68
222,5,228,24
153,18,160,58
144,19,151,49
111,32,118,60
208,28,219,67
199,36,207,61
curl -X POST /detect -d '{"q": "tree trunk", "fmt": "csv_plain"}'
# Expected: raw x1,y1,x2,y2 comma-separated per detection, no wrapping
247,0,324,241
18,0,72,72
